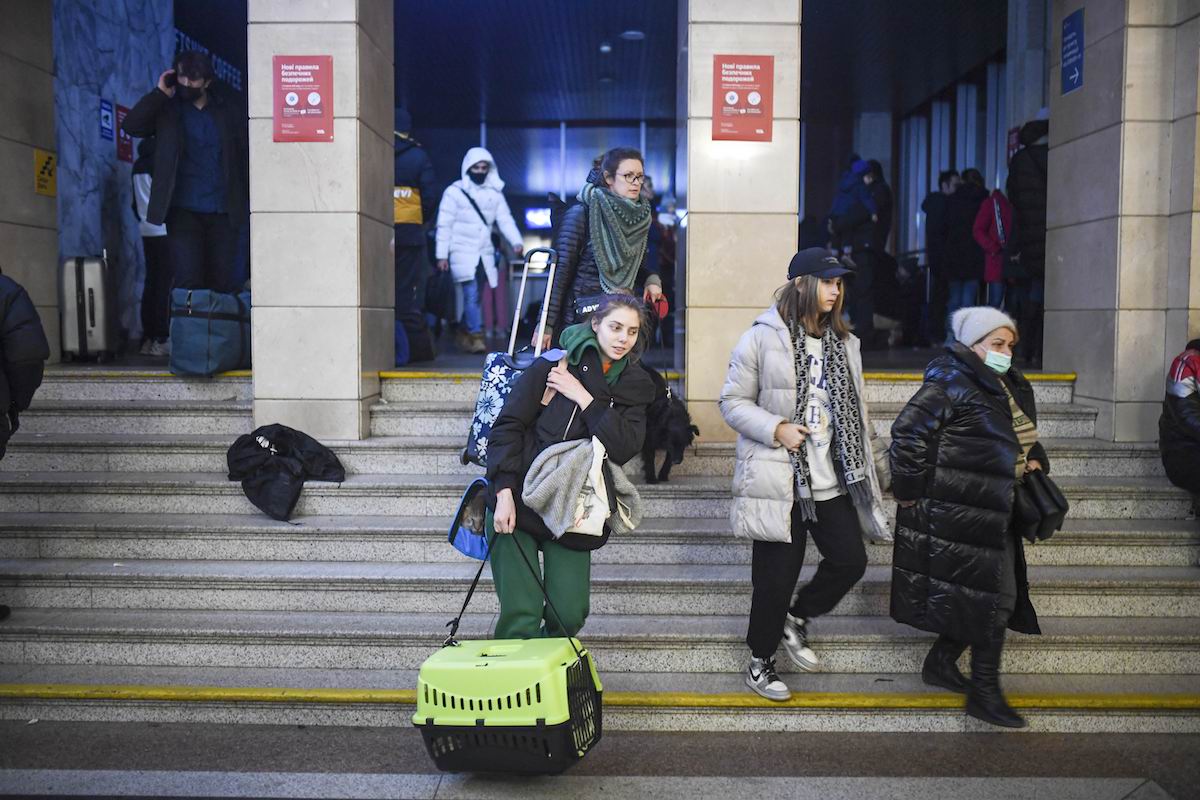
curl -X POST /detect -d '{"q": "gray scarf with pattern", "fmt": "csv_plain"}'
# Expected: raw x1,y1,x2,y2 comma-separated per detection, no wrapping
577,181,651,293
789,323,871,522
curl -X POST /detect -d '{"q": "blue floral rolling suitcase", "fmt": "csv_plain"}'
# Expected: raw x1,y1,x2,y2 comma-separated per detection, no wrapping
461,248,559,467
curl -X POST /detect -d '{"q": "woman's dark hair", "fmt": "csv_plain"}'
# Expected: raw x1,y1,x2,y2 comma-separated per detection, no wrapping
591,291,651,363
937,169,959,188
962,168,985,189
866,159,885,183
175,50,215,81
594,147,644,185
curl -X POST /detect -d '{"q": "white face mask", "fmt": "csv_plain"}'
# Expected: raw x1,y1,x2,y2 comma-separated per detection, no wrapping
983,349,1012,373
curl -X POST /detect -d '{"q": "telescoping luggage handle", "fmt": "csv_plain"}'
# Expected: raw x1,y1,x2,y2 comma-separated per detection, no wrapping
507,247,558,359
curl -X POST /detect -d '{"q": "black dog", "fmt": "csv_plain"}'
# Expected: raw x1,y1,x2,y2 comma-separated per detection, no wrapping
640,363,699,483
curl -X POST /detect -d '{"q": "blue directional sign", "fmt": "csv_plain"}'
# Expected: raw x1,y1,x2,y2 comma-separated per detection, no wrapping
1061,9,1084,95
99,99,115,141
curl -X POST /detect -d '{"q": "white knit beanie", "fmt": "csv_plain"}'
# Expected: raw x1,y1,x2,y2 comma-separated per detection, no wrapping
951,306,1018,347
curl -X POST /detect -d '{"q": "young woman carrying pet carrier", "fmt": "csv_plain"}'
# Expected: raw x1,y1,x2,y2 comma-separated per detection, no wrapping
486,293,654,638
719,248,892,701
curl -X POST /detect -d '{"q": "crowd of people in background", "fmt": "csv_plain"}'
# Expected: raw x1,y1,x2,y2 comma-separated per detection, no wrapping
388,124,678,364
817,112,1050,367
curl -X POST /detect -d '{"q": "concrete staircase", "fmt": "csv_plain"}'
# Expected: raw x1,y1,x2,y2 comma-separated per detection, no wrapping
0,367,1197,733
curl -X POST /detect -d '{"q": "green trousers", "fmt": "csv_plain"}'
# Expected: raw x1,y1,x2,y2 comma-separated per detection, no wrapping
486,510,592,639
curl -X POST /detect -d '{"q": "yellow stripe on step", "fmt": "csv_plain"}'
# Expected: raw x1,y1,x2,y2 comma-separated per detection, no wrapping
1,684,1195,711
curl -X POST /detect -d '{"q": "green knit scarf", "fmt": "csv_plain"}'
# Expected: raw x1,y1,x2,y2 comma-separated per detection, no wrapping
577,182,652,293
559,322,628,385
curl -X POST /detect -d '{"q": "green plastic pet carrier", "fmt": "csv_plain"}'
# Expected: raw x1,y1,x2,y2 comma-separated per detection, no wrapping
413,496,603,774
413,637,603,773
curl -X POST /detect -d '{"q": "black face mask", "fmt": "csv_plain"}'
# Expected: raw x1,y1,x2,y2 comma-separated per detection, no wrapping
177,84,204,102
468,171,487,185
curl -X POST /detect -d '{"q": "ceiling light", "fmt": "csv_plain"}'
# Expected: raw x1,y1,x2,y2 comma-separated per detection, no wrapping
619,30,645,41
599,41,613,54
599,74,615,84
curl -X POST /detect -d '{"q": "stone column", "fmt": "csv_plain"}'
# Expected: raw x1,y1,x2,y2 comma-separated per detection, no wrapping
0,2,58,357
683,0,802,441
1044,0,1198,441
247,0,394,440
1167,9,1200,367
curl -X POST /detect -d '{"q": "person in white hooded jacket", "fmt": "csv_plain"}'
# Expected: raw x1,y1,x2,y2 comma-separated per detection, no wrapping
720,248,892,702
435,147,523,354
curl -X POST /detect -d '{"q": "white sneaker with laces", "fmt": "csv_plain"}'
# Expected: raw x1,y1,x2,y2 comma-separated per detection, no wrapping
782,613,820,672
745,656,791,701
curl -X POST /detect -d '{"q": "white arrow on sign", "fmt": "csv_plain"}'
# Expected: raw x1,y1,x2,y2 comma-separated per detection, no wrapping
1070,67,1080,84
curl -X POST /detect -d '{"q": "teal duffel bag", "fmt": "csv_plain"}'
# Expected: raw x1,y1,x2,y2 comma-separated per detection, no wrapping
169,288,251,377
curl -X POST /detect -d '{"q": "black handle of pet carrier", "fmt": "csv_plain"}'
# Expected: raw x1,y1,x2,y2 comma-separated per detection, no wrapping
444,531,584,663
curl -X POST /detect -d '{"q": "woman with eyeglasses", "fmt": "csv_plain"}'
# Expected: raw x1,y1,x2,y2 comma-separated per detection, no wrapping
538,147,663,349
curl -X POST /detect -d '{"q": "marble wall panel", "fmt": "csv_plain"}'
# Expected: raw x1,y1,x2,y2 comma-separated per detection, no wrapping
689,0,800,24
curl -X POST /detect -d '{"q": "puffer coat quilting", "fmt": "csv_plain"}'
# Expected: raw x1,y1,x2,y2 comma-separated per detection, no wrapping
888,344,1048,644
719,305,892,544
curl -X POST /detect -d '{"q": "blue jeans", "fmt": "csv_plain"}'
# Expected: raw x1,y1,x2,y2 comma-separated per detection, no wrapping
459,277,483,334
945,279,979,342
986,281,1005,309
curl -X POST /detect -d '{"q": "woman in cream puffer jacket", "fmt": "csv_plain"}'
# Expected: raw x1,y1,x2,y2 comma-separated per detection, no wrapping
718,249,891,703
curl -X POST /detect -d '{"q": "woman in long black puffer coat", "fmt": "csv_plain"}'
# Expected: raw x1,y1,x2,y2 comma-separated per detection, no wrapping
889,306,1049,729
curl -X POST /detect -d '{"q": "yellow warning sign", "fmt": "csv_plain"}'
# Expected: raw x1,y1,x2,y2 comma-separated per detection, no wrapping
34,148,56,197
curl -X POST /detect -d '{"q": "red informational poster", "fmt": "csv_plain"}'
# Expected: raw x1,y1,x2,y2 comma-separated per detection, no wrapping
116,105,133,162
712,55,774,142
273,55,334,142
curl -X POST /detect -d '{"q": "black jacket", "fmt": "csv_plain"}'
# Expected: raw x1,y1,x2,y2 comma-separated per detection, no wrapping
921,192,950,273
393,136,437,247
0,274,50,458
836,180,893,254
888,344,1048,644
1005,141,1049,279
486,350,654,543
546,189,654,337
1159,349,1200,493
942,183,989,281
121,87,248,226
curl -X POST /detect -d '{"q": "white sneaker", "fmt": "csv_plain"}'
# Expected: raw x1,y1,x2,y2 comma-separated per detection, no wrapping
782,614,820,672
745,656,791,701
148,339,171,357
139,339,155,356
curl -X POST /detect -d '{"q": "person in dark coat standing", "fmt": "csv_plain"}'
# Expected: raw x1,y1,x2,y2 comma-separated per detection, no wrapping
541,148,661,349
1006,117,1050,366
486,294,654,638
392,109,437,362
889,306,1049,729
121,51,248,294
921,170,961,344
0,270,51,623
941,169,989,343
833,160,892,347
1160,339,1200,515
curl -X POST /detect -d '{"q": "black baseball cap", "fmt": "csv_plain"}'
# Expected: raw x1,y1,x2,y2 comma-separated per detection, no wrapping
787,248,853,280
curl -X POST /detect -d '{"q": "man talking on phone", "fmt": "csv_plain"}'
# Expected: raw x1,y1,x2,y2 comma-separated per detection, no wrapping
122,51,248,294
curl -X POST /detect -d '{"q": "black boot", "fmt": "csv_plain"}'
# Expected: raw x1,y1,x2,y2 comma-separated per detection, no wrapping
921,635,969,693
966,628,1026,728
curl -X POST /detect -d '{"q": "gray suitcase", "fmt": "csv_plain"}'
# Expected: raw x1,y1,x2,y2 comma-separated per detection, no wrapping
60,253,117,362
